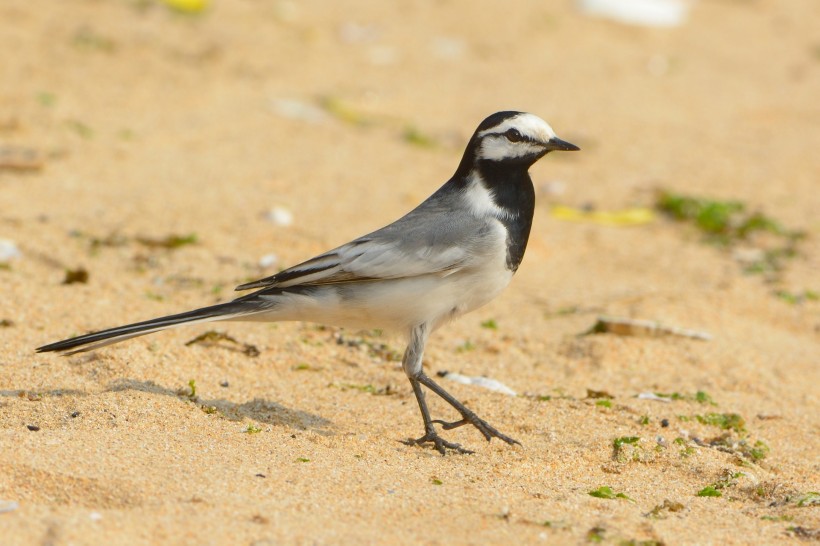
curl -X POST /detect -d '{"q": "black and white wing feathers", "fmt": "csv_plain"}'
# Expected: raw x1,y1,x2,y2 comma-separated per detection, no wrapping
236,186,487,291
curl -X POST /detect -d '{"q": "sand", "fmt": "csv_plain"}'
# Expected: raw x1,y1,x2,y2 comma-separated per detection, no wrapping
1,0,819,544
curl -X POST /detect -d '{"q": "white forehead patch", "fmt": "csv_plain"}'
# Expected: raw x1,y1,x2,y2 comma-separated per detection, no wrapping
477,113,558,161
478,113,557,141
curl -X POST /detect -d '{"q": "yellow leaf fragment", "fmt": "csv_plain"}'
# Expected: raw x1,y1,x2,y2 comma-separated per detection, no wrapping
550,205,655,226
161,0,208,14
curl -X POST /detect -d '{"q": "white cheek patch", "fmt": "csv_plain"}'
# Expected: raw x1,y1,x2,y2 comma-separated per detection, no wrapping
476,113,558,160
478,136,542,161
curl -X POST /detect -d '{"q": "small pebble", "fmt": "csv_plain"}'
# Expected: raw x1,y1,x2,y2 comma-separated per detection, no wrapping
70,411,81,418
537,180,567,197
733,246,766,264
430,36,466,60
337,22,380,44
258,253,279,269
637,392,673,403
438,370,517,396
661,418,670,427
266,206,293,227
270,98,326,124
26,425,40,431
219,380,229,388
578,0,689,28
0,239,21,263
0,500,19,514
63,267,89,285
367,45,398,66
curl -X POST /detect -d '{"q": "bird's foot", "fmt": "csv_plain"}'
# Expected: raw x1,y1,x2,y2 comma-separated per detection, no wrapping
409,371,521,450
432,411,520,446
404,429,474,455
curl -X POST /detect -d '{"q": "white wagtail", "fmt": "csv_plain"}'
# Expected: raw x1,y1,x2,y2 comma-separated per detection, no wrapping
37,111,579,454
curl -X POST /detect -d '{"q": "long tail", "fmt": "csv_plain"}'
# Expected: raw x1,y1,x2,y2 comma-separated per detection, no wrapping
36,300,265,356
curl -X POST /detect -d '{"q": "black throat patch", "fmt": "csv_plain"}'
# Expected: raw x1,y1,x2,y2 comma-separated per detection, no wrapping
474,162,536,272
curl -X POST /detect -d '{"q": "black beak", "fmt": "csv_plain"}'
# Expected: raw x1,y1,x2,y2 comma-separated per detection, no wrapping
544,136,580,152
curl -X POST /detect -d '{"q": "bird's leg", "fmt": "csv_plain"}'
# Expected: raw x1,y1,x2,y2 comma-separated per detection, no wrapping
401,324,518,454
416,371,520,446
407,377,473,455
400,324,470,454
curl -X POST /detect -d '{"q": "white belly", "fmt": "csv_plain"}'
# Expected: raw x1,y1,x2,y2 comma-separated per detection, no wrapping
250,266,512,334
250,223,515,334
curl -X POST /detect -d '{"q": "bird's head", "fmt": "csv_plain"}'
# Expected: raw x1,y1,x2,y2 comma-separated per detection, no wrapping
457,111,579,175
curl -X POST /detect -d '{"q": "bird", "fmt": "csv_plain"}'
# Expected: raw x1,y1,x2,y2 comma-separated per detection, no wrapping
37,111,580,454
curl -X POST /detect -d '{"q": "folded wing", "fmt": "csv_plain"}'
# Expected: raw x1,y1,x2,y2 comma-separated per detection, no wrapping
236,192,486,291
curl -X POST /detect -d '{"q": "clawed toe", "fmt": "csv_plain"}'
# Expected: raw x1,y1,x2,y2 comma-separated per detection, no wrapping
404,431,474,455
407,371,520,454
471,417,520,445
406,414,519,455
433,414,520,445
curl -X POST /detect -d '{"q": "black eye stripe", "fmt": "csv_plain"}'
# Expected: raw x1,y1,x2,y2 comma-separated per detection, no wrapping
503,128,527,143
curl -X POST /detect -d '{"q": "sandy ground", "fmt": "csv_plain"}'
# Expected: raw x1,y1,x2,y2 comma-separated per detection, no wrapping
1,0,819,544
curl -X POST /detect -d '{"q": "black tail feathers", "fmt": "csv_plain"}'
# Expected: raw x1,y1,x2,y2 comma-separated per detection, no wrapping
36,300,258,355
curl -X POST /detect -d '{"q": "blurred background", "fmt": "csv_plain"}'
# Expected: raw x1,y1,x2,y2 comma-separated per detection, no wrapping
2,0,817,221
2,0,818,320
2,2,819,544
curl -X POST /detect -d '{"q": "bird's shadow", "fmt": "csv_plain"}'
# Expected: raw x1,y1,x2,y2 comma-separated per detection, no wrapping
0,388,88,399
2,379,332,433
106,378,334,432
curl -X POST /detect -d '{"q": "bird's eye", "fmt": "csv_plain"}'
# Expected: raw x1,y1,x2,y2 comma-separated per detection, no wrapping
504,128,524,142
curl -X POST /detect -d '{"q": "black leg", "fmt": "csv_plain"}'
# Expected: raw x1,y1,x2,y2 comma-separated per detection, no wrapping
401,324,519,454
403,377,474,455
416,372,520,446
